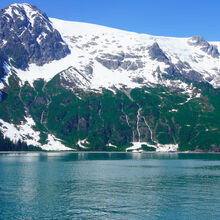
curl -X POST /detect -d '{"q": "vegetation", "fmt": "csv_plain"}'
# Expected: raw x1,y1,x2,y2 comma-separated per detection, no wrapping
1,73,220,152
0,133,42,151
141,144,156,152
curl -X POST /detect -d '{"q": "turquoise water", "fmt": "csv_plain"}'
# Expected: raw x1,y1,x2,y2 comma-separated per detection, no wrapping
1,153,220,219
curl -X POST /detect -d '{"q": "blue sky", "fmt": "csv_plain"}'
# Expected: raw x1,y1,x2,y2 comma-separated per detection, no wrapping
0,0,220,41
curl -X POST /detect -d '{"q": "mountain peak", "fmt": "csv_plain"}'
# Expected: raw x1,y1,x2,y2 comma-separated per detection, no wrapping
8,3,33,8
0,3,70,70
187,35,209,47
148,42,169,63
187,35,219,58
2,3,50,29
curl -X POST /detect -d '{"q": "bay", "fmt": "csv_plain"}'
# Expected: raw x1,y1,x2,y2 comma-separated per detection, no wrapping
0,152,220,219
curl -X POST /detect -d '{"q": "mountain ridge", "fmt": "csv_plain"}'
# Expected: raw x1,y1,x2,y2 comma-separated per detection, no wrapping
0,3,70,70
0,3,220,152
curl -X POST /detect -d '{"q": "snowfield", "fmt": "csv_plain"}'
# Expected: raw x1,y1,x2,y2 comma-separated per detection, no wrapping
5,17,220,92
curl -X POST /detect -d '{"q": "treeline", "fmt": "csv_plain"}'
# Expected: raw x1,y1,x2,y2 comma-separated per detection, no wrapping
0,132,42,151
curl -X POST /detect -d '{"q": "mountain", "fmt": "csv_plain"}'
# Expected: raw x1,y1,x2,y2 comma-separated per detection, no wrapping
0,3,220,152
0,3,70,70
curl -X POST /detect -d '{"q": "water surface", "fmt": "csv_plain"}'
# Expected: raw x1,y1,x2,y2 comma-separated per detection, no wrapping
1,152,220,219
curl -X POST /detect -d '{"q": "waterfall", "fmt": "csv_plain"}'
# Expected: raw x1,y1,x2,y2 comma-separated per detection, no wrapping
142,116,154,143
121,104,134,142
136,106,142,142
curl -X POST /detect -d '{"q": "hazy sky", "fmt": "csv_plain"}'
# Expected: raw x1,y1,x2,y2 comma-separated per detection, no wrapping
0,0,219,41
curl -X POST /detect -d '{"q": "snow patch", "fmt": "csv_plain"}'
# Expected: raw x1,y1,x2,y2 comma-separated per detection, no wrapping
0,117,72,151
169,109,178,112
107,143,117,148
126,142,178,152
156,144,178,152
0,117,40,146
36,32,47,44
2,63,11,86
41,135,72,151
126,142,155,152
4,7,13,17
1,40,7,47
22,4,39,27
77,139,89,149
0,83,4,90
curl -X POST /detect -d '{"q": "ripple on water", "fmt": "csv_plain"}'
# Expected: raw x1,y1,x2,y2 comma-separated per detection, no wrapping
0,153,220,219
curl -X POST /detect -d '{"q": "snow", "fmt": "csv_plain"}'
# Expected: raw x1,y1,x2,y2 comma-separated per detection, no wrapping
49,18,220,90
41,135,72,151
5,3,51,31
11,18,166,90
169,109,178,112
6,16,220,91
0,117,72,151
51,19,163,89
13,54,75,86
4,7,13,17
36,32,47,44
77,139,89,149
0,117,40,146
1,40,7,47
126,142,178,152
50,18,133,37
91,61,140,89
2,6,220,89
156,144,178,152
195,93,201,98
107,143,117,148
21,4,40,27
2,13,220,152
60,66,91,89
1,63,12,87
155,37,220,88
0,83,4,90
126,142,151,152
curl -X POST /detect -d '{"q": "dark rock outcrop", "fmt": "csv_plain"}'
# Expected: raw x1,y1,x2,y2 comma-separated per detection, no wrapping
188,36,219,58
0,3,70,70
148,43,169,63
96,53,143,71
0,51,6,80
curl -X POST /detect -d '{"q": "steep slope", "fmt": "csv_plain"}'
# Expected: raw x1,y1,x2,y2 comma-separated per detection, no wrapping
0,3,70,70
0,3,220,152
8,17,220,90
50,18,220,89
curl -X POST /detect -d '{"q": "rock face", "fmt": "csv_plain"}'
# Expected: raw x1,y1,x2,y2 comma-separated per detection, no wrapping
0,3,70,69
0,52,6,80
96,53,144,71
148,43,169,63
188,36,219,58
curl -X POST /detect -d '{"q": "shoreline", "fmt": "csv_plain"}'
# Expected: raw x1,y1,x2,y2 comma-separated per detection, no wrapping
0,151,220,154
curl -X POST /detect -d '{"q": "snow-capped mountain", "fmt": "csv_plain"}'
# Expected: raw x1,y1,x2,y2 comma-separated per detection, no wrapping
1,3,220,90
49,18,220,89
0,3,70,70
0,3,220,152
